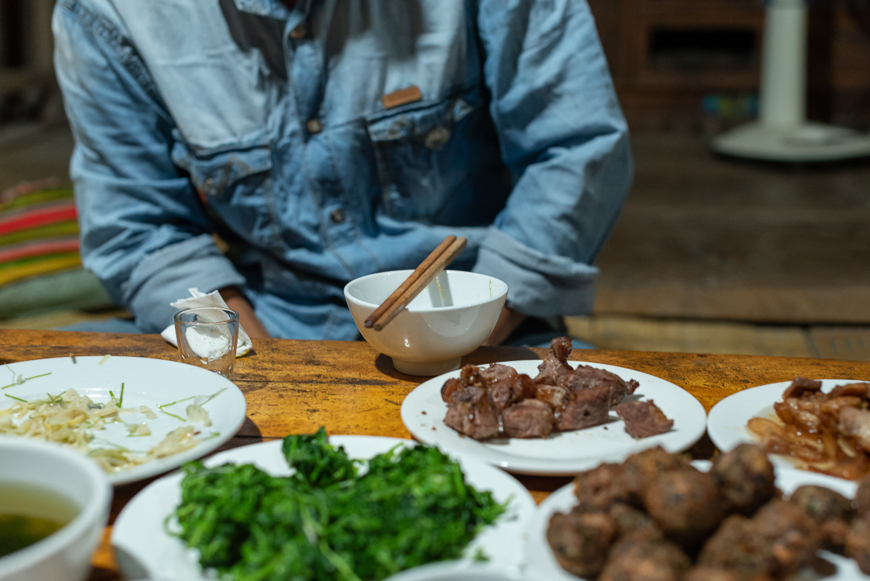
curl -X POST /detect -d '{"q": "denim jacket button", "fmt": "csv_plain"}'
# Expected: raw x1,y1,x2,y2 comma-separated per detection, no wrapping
289,23,308,40
330,208,346,224
425,126,450,150
203,177,216,194
307,118,323,134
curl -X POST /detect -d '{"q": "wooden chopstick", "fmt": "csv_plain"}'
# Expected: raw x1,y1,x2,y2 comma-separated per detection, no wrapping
365,235,467,332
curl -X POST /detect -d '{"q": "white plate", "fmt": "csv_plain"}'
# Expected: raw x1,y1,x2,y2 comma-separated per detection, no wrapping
0,356,246,486
707,379,867,471
383,561,531,581
401,360,707,476
525,462,864,580
112,435,537,581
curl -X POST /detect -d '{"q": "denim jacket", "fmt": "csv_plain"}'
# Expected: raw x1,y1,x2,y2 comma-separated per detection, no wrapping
53,0,633,339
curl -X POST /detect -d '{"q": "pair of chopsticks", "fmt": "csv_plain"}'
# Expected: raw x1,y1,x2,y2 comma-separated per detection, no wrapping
364,235,467,332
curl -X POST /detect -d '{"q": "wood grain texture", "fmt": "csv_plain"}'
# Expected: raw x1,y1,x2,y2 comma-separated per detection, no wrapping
2,329,869,580
565,314,817,358
594,131,870,323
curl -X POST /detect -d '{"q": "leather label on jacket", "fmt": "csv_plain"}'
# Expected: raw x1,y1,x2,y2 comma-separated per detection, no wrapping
381,85,423,109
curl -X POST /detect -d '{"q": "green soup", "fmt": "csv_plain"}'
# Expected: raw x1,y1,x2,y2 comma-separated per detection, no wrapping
0,481,79,558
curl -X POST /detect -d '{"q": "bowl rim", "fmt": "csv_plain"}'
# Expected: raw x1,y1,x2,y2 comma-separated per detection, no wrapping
344,270,508,312
0,437,112,575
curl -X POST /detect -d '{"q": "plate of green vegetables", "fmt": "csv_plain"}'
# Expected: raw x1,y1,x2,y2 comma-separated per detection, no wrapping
111,429,536,581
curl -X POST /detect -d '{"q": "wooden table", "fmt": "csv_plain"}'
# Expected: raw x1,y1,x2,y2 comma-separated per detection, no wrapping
3,328,870,580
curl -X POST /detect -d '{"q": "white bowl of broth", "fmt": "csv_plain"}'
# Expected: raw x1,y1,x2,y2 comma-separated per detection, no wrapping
0,438,111,581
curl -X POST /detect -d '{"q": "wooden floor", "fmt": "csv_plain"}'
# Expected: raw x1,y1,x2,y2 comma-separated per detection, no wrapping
567,130,870,361
2,124,869,362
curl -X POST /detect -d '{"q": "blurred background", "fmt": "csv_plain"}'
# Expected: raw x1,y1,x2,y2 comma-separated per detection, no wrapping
1,0,869,360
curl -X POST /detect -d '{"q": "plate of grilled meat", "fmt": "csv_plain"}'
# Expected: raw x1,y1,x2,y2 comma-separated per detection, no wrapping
400,337,707,476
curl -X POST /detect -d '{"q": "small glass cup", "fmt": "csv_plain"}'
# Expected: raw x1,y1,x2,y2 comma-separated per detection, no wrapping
174,307,239,376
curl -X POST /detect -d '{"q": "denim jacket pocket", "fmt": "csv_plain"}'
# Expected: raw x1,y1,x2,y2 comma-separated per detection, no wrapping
171,134,272,201
366,86,481,222
171,134,280,250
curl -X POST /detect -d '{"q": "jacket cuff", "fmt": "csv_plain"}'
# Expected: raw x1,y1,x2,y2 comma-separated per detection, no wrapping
471,227,599,318
121,234,246,333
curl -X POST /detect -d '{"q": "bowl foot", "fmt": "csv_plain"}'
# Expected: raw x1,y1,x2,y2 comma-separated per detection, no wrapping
392,357,461,377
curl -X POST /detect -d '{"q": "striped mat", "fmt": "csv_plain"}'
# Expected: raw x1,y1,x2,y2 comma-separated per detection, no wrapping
0,179,82,287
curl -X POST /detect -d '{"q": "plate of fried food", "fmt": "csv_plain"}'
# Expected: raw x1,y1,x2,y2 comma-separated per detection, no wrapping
526,443,870,580
708,377,870,480
400,337,707,476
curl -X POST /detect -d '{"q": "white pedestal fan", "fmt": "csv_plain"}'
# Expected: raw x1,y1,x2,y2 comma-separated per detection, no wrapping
712,0,870,162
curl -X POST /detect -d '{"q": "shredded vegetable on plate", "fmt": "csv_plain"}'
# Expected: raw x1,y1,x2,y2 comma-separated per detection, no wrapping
0,387,220,473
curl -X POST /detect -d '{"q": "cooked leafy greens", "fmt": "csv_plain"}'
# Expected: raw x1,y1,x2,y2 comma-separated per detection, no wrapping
172,428,507,581
282,426,359,488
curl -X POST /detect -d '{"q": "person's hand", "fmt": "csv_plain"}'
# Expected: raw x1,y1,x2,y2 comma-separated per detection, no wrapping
483,306,527,346
220,286,271,339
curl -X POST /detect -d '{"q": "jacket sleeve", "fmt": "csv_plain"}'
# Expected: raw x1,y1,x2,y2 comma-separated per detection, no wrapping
53,0,245,332
471,0,633,317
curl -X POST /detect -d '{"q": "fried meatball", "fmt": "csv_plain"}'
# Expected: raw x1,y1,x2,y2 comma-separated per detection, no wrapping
699,514,776,579
855,474,870,516
619,447,689,505
847,513,870,575
547,509,617,578
598,530,691,581
789,484,854,551
752,500,820,578
711,443,777,516
682,567,745,581
608,502,662,538
642,467,724,549
574,462,632,511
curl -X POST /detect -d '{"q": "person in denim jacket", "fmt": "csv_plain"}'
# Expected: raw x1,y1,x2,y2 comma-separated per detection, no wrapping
52,0,633,343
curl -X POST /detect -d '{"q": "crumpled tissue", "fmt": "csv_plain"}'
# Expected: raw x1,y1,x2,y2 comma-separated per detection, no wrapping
160,288,252,357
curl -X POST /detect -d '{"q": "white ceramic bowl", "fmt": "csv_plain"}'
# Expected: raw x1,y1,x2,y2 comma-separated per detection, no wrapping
0,438,112,581
344,270,508,376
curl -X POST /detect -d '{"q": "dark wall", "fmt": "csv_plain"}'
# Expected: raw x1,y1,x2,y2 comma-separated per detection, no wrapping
587,0,870,131
0,0,25,68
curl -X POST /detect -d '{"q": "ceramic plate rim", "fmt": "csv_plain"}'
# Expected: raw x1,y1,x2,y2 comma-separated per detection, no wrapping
0,356,247,486
111,435,537,581
382,561,530,581
400,359,707,476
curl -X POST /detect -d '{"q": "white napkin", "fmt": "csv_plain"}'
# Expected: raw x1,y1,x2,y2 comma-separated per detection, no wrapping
160,288,252,357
